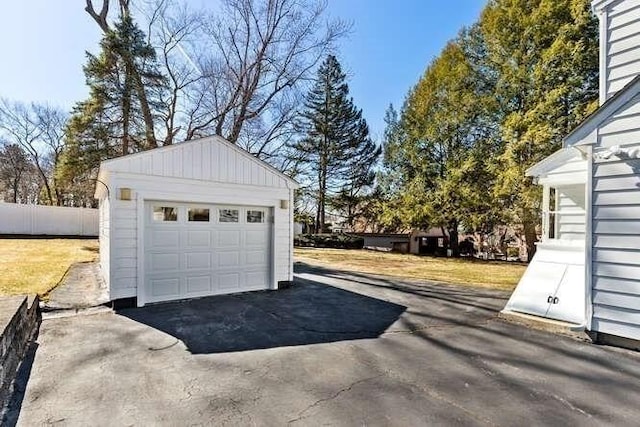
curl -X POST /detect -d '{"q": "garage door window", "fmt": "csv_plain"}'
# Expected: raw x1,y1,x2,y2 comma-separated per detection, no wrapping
219,209,239,223
153,206,178,222
188,208,210,222
247,210,264,223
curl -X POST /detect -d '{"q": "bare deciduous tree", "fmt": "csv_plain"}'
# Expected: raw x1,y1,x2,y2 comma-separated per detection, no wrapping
0,99,67,205
33,105,68,203
141,0,347,162
0,142,36,203
142,0,206,145
199,0,348,155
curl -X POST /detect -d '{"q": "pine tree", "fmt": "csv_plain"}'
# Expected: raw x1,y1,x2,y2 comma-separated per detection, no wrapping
57,13,165,206
292,55,380,233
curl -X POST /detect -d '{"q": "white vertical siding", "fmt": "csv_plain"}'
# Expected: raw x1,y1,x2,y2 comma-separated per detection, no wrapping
601,1,640,100
99,197,111,290
104,136,292,189
274,199,292,284
591,91,640,340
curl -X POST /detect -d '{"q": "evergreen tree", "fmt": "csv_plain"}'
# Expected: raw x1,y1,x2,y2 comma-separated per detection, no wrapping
377,0,597,259
482,0,598,259
379,104,409,196
380,34,499,253
57,13,165,206
332,133,381,230
292,55,380,233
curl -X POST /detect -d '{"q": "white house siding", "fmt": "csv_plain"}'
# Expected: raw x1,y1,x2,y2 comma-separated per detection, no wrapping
591,92,640,340
106,172,293,301
601,0,640,101
557,185,587,241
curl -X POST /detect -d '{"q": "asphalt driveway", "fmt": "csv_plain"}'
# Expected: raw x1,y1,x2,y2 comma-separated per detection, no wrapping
7,263,640,426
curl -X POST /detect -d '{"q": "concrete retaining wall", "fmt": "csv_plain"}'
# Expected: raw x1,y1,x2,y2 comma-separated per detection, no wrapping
0,295,40,407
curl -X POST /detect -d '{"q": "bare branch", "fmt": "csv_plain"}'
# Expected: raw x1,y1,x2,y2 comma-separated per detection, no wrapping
85,0,110,32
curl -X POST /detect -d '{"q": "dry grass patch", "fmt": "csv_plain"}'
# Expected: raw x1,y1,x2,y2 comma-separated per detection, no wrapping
294,247,526,290
0,239,99,296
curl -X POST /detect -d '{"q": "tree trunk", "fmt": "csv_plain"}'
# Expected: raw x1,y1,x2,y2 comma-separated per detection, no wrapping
122,73,131,155
126,57,156,149
523,218,538,262
12,178,18,203
85,0,156,150
33,162,54,205
448,219,459,257
498,226,508,258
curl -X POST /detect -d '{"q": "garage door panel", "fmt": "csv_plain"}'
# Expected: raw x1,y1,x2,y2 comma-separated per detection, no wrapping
144,202,271,304
149,253,180,271
217,230,241,247
149,229,180,249
186,230,212,248
246,250,268,266
149,277,181,298
185,252,212,269
246,271,267,287
218,251,240,268
246,229,268,246
186,275,212,294
219,272,240,290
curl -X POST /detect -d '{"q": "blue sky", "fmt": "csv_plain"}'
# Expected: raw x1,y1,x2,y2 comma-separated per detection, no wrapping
0,0,486,140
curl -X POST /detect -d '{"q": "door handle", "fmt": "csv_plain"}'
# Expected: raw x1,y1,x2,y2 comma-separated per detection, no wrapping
553,297,559,304
547,295,553,303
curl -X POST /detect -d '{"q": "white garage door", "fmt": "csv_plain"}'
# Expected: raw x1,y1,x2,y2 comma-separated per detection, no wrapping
144,201,271,304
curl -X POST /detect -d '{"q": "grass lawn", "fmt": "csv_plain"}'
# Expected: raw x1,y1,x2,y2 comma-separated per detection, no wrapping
0,239,99,296
294,247,526,291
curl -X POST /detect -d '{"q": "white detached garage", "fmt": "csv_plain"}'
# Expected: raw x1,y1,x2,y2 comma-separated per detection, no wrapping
94,136,298,307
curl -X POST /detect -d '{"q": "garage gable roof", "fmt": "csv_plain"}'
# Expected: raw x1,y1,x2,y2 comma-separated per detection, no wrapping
98,135,299,189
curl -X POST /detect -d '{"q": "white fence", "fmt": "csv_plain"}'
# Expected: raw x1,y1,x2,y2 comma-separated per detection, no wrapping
0,203,98,236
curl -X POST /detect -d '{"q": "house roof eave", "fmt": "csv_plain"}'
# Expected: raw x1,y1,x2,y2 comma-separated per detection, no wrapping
564,75,640,146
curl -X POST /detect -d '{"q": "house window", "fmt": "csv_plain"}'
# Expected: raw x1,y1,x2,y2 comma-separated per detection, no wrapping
188,208,210,222
542,187,557,240
219,209,239,223
153,206,177,222
247,210,264,223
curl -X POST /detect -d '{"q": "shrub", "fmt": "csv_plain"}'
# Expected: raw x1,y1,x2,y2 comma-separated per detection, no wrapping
294,233,364,249
506,247,520,258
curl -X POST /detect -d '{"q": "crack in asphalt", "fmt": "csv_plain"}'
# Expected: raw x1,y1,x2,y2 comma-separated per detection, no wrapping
529,387,593,418
287,374,384,424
